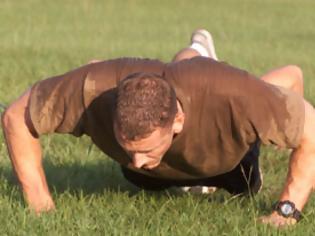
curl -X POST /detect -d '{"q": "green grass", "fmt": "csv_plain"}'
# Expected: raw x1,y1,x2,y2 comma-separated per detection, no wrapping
1,0,315,235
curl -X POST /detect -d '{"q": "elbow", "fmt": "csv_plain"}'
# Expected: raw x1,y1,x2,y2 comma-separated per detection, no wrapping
2,103,38,138
1,90,37,137
1,106,16,132
1,103,27,133
1,107,9,130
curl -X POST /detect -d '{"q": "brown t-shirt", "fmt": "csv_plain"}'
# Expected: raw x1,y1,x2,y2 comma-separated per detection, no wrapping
29,57,305,180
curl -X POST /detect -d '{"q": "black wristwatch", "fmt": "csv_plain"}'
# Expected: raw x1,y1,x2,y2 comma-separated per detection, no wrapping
274,200,302,222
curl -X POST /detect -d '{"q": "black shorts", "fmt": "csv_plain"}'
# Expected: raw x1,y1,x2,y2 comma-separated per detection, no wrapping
121,141,262,195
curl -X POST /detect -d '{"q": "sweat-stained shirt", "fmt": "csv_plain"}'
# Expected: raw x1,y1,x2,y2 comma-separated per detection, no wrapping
28,57,305,180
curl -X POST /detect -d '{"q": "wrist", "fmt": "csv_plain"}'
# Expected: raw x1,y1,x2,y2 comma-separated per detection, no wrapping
273,200,302,222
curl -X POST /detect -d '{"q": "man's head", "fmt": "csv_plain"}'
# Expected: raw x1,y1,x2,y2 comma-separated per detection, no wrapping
114,72,185,170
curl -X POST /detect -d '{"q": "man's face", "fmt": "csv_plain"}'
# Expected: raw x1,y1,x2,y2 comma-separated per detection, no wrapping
115,127,174,170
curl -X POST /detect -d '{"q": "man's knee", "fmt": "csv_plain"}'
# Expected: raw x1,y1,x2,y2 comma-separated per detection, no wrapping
172,48,200,62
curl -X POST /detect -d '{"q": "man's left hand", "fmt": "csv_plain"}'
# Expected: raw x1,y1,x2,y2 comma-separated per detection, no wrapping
259,212,297,228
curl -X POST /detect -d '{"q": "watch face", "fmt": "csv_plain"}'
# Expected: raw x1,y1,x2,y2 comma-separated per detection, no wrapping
280,203,294,216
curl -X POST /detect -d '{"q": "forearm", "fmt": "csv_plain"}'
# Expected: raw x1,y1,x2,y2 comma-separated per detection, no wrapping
4,127,53,209
279,146,315,211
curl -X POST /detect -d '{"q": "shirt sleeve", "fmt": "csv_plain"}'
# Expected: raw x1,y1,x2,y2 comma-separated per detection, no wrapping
28,64,90,136
261,85,305,148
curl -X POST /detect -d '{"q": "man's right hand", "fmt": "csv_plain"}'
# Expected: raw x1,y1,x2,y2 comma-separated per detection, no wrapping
1,90,55,213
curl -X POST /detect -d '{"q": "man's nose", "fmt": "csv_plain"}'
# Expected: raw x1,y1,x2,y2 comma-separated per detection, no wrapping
132,153,147,169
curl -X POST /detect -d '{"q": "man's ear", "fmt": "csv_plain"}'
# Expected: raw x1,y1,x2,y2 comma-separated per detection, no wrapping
172,112,185,134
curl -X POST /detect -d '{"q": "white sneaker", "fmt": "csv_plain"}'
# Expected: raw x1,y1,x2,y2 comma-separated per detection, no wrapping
191,29,218,60
180,186,217,194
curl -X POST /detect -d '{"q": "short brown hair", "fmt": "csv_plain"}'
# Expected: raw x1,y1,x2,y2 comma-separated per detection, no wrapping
114,72,177,140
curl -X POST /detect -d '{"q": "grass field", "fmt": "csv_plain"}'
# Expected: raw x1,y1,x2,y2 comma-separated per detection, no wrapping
1,0,315,235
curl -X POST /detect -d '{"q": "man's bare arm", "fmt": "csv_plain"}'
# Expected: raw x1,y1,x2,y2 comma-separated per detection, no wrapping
1,90,55,213
261,100,315,226
261,65,304,96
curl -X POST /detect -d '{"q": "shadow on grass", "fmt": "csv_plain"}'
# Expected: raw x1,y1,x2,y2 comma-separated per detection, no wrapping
43,159,143,196
0,159,266,209
0,159,141,197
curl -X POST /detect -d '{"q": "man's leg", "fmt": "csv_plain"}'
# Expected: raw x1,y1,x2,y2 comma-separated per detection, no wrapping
197,141,262,195
172,29,219,62
220,141,262,195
